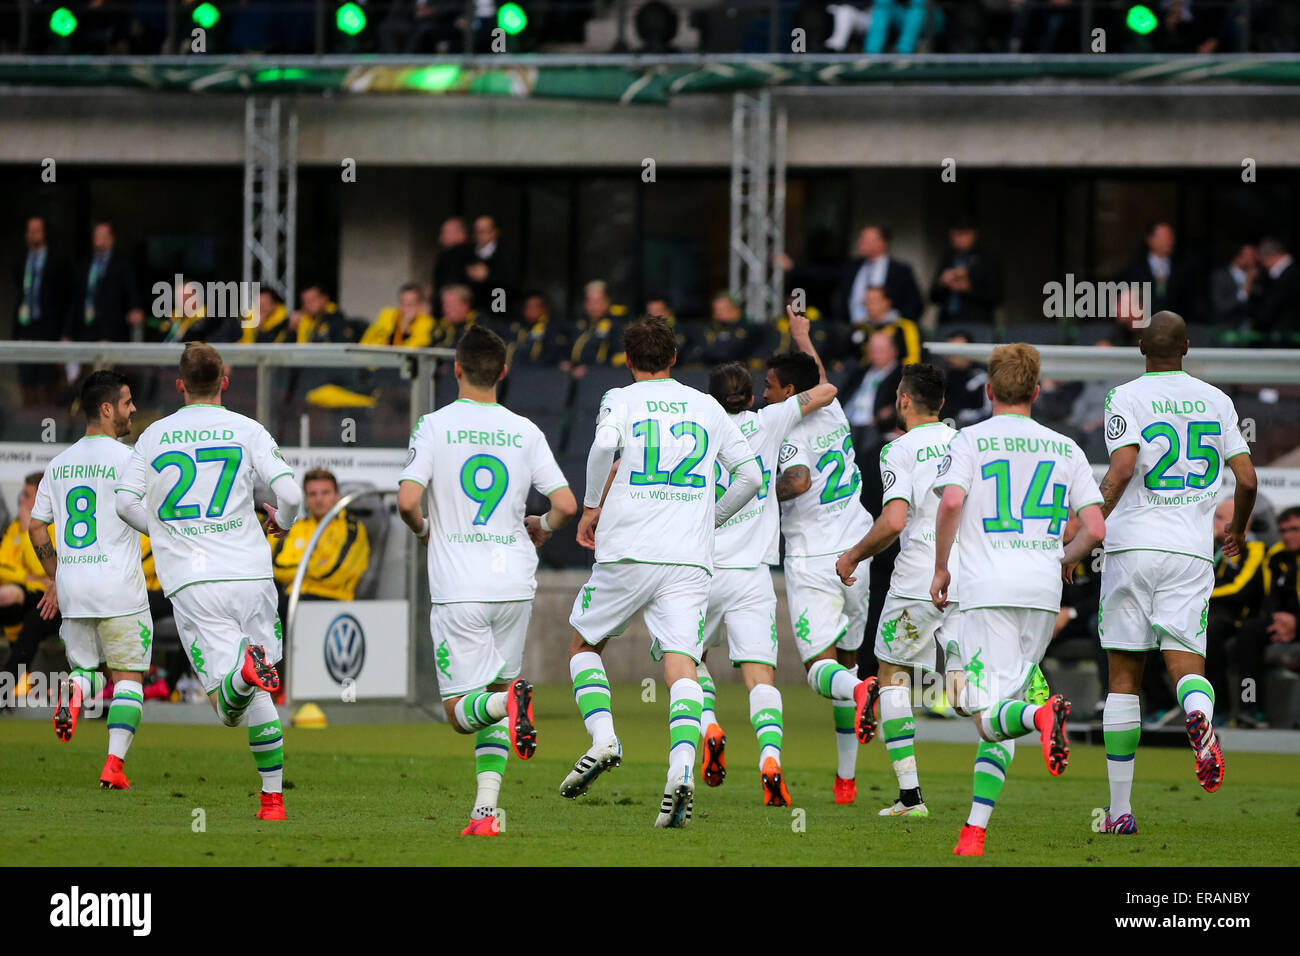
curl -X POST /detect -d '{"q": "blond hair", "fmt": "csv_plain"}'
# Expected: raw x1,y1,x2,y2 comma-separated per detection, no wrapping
987,343,1040,405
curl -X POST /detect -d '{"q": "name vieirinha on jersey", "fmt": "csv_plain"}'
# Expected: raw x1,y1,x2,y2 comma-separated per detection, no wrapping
48,463,119,481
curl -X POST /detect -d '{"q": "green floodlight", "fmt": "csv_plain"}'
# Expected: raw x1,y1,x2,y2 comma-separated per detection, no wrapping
336,2,367,36
1126,4,1157,35
49,7,77,37
403,65,462,92
192,2,220,29
498,2,527,36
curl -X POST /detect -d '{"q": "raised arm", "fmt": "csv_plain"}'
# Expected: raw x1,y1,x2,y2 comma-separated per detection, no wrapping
787,305,827,386
715,456,762,527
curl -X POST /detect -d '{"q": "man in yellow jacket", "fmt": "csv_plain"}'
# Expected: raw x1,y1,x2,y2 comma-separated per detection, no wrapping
270,468,370,624
361,283,437,348
0,472,62,697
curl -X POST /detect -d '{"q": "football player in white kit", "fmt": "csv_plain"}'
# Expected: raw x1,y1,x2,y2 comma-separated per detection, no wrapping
115,343,301,820
696,315,838,805
398,325,577,836
27,371,150,790
771,311,879,805
931,343,1106,857
836,362,957,818
559,315,762,828
1094,311,1256,834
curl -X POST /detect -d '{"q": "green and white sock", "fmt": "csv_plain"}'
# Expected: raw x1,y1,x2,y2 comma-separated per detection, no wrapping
969,739,1014,828
472,719,510,820
570,651,616,746
453,690,507,733
246,691,284,793
1103,692,1140,818
833,699,857,779
1176,674,1214,723
697,663,718,730
748,684,783,768
807,659,859,701
106,679,143,760
217,668,254,726
70,668,106,701
880,684,919,790
980,699,1040,742
667,678,703,775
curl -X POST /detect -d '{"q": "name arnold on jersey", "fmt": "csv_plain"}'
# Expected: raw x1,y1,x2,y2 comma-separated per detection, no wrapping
158,428,236,445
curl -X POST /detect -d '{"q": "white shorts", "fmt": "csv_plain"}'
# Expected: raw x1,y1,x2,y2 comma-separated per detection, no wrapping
874,593,958,672
1100,550,1213,657
170,579,281,694
429,600,532,698
783,553,871,663
703,566,779,668
570,562,711,664
61,611,155,674
955,606,1055,714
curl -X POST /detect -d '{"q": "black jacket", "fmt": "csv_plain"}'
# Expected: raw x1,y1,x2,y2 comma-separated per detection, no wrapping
834,257,923,324
1121,253,1187,318
11,247,73,341
928,247,1004,326
1257,261,1300,340
65,251,142,341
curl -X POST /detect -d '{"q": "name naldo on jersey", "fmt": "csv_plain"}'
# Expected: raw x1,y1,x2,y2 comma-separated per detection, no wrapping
32,435,148,618
935,414,1101,613
593,378,753,573
880,420,959,602
401,399,568,603
117,404,293,597
1103,370,1249,561
713,396,804,569
778,400,872,557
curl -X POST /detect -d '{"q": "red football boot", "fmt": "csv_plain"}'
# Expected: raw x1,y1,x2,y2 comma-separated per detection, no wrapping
54,677,84,743
833,775,857,805
854,675,881,744
506,678,537,760
460,816,501,836
99,755,132,790
257,792,286,820
953,823,986,856
1033,694,1071,776
241,645,280,693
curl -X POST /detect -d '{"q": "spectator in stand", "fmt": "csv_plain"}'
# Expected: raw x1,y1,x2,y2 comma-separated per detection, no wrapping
1122,221,1185,318
66,221,143,342
939,329,991,427
841,329,902,455
1207,497,1268,722
1008,0,1077,53
1211,242,1262,331
1256,236,1299,344
270,468,370,626
504,290,571,366
361,282,437,348
645,294,696,362
291,285,359,343
241,289,290,343
685,291,755,367
432,284,480,350
466,216,518,312
1108,286,1146,347
833,223,923,325
158,279,243,343
1232,506,1300,726
433,216,475,302
929,218,1004,327
379,0,464,53
12,215,73,405
568,280,627,369
0,472,62,703
849,285,923,367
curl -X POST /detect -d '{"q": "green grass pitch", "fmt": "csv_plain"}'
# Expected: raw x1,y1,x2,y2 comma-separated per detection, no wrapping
3,684,1298,866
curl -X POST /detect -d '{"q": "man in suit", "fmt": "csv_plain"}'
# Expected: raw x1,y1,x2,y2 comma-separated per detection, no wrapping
433,216,475,304
12,216,73,404
65,221,143,342
1256,236,1299,344
466,216,519,313
1210,243,1261,331
833,223,923,325
841,329,903,454
929,218,1004,327
1122,221,1184,318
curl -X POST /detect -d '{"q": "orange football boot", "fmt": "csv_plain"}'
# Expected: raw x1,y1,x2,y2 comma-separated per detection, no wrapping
701,723,727,787
760,757,791,806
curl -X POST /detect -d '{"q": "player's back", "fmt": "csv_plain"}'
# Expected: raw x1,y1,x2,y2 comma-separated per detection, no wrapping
778,399,873,557
938,413,1100,613
881,420,958,601
1103,371,1249,562
597,377,749,572
713,396,802,569
404,398,567,602
34,436,147,619
120,404,291,597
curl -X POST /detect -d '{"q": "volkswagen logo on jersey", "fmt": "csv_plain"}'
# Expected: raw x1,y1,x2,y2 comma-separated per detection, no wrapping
1106,414,1127,440
936,454,952,477
882,469,897,493
324,613,366,684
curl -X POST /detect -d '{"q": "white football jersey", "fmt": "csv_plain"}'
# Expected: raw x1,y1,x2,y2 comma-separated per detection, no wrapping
592,378,754,572
935,413,1101,613
777,400,873,557
400,399,568,603
880,420,959,602
713,396,803,569
116,404,294,598
31,436,148,619
1103,371,1249,562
